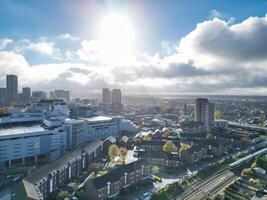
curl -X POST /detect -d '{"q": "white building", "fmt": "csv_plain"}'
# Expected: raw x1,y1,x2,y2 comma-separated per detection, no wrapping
0,125,66,167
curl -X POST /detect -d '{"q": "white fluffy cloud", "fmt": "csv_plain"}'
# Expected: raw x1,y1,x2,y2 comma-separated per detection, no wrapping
26,41,57,55
0,38,13,50
58,33,80,41
1,14,267,95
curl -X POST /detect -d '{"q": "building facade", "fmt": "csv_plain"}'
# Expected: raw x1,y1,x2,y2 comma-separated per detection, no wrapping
85,160,151,200
6,74,18,103
0,125,66,167
194,98,214,131
22,87,31,100
102,88,112,105
83,116,119,141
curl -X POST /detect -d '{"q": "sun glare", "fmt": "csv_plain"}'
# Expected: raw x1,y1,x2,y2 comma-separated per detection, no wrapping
97,13,136,64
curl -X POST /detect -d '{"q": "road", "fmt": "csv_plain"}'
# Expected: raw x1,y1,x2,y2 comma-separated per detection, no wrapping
176,168,237,200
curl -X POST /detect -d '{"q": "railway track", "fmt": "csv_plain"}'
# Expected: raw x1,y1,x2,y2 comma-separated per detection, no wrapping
176,168,236,200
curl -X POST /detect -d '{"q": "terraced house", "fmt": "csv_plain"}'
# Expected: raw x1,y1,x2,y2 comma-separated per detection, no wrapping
85,160,151,200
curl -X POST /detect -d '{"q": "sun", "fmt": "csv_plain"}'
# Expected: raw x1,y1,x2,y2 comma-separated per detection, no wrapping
97,13,136,64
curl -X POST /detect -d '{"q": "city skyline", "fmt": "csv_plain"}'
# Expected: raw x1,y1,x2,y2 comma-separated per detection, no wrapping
1,0,267,95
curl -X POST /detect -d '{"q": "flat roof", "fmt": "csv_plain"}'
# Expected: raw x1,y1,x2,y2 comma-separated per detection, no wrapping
83,116,112,123
0,125,48,139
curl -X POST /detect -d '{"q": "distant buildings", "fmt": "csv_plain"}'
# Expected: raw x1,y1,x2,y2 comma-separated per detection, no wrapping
22,87,31,100
102,88,122,112
50,89,70,103
32,91,47,102
194,98,214,131
6,74,18,103
102,88,112,104
112,89,121,105
0,88,7,105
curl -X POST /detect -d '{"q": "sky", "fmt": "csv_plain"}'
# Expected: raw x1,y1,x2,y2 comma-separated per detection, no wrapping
1,0,267,96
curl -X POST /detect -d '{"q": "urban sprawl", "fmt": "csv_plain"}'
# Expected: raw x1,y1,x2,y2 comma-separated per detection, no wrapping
0,74,267,200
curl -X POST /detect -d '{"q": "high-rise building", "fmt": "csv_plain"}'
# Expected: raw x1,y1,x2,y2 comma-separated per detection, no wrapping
22,87,31,100
194,98,214,131
0,88,6,105
50,90,70,102
112,89,121,105
6,74,18,103
102,88,112,104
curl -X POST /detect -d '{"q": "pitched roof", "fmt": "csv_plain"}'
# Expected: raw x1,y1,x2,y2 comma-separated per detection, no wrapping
91,160,144,189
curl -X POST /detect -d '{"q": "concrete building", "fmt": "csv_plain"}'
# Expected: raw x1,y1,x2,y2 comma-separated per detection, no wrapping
0,125,66,167
83,116,119,141
194,98,214,131
22,87,31,100
6,74,18,103
64,118,85,150
0,88,7,105
50,90,70,103
102,88,112,104
112,89,121,105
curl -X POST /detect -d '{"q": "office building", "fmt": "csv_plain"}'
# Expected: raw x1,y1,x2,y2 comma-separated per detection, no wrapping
22,87,31,100
112,89,121,105
102,88,112,104
6,74,18,103
194,98,214,131
0,88,7,105
50,90,70,103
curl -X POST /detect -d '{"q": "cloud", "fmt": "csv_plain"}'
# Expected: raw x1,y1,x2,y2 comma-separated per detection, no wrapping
179,16,267,65
1,14,267,95
58,33,80,41
26,41,57,55
0,51,29,76
0,38,13,50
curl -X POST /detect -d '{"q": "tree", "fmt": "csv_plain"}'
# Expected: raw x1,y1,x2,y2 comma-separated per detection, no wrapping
163,141,178,153
215,111,223,119
119,147,127,164
179,143,191,153
56,191,69,200
143,134,152,141
108,144,119,163
152,165,160,175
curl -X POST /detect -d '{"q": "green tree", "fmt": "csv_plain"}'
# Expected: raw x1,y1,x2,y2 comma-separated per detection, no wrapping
179,143,191,153
56,191,69,200
119,147,127,164
163,141,178,153
215,111,223,119
143,134,152,141
152,165,160,175
108,144,119,163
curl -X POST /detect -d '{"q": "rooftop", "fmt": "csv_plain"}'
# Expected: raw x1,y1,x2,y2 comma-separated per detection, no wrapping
0,125,46,138
83,116,112,123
